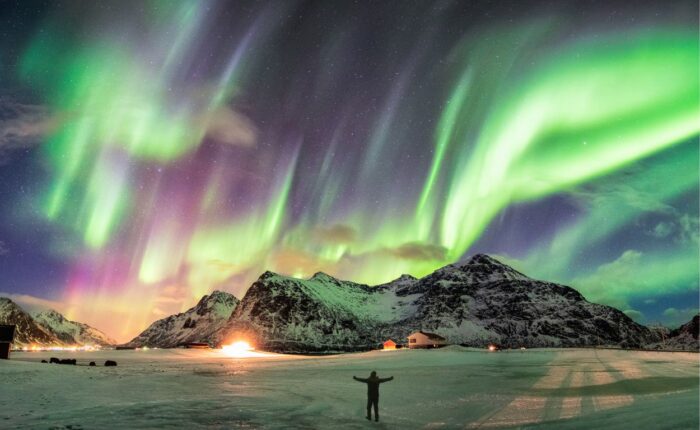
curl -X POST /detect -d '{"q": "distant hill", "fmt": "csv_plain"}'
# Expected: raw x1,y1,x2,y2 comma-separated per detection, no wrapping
0,298,57,347
650,314,699,351
33,309,115,347
213,254,657,352
124,290,239,348
0,298,114,347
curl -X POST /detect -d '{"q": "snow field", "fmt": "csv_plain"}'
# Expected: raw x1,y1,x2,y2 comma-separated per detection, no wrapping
1,347,697,429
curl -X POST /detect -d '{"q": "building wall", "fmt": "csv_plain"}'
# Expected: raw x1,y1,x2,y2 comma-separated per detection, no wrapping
0,343,10,359
407,332,446,349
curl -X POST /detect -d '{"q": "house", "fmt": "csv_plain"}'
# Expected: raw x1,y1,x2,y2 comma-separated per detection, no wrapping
0,325,16,359
382,339,397,350
407,331,447,349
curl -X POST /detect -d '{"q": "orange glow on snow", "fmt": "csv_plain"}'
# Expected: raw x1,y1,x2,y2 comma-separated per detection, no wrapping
19,344,101,352
221,341,265,358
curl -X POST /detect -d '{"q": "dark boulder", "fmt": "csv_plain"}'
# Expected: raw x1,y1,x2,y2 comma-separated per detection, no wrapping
59,358,76,365
41,359,48,363
49,357,60,364
89,361,96,366
104,360,117,367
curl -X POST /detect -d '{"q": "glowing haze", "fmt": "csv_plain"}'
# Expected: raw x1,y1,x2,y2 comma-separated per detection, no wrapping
0,0,697,341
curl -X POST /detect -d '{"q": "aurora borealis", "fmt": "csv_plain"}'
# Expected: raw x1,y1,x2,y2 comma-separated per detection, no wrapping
0,0,697,341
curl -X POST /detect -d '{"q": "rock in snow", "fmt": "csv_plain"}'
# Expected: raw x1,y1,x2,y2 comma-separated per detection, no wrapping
124,290,239,348
215,254,658,351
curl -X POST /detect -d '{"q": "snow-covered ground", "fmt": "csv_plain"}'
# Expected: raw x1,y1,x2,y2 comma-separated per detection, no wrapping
1,347,697,429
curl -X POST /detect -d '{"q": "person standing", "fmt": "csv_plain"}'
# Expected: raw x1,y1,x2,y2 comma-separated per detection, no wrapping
353,371,394,421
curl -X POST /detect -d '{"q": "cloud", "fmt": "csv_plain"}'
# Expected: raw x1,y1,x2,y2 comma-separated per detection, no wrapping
569,250,642,309
0,99,61,158
662,307,700,328
272,248,336,276
623,309,645,323
0,241,8,256
202,106,257,147
386,242,447,261
153,284,191,306
314,224,357,244
678,214,699,245
151,307,169,317
571,182,675,214
650,221,673,238
647,214,699,244
570,249,699,310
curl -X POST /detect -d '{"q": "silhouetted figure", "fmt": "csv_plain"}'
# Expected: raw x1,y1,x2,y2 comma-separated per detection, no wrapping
353,371,393,422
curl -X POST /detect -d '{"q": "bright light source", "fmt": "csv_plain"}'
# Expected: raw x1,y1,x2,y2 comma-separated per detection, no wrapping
488,344,498,352
222,341,253,356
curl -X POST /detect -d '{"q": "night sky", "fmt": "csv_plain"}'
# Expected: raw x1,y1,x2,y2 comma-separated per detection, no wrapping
0,0,697,342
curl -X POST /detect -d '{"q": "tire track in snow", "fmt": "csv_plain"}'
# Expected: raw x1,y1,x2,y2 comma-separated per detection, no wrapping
590,350,634,412
557,368,583,420
466,356,569,428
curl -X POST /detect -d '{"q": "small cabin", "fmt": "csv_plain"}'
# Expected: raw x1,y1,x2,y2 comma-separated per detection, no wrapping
407,331,447,349
382,339,397,350
0,325,16,359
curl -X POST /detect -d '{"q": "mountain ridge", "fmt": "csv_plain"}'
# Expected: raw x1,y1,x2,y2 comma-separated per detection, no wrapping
33,309,116,346
119,254,696,352
124,290,239,348
0,298,114,347
214,254,660,351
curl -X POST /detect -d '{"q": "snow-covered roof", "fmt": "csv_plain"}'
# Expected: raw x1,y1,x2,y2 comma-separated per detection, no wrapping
409,331,446,340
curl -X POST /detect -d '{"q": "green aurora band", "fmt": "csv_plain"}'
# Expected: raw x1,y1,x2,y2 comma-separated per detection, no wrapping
11,2,698,336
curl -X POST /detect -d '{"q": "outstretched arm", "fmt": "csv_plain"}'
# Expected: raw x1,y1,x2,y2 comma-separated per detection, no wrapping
379,376,394,383
353,376,368,382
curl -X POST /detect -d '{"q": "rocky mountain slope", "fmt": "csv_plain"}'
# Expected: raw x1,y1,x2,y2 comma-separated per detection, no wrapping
651,315,699,351
33,309,116,346
0,298,58,347
125,290,239,348
0,298,115,348
216,254,658,352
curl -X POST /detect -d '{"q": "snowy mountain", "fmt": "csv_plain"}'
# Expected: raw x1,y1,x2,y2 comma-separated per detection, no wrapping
33,309,116,346
216,254,657,352
0,298,116,347
125,290,239,348
651,314,699,351
214,271,389,351
0,298,60,347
